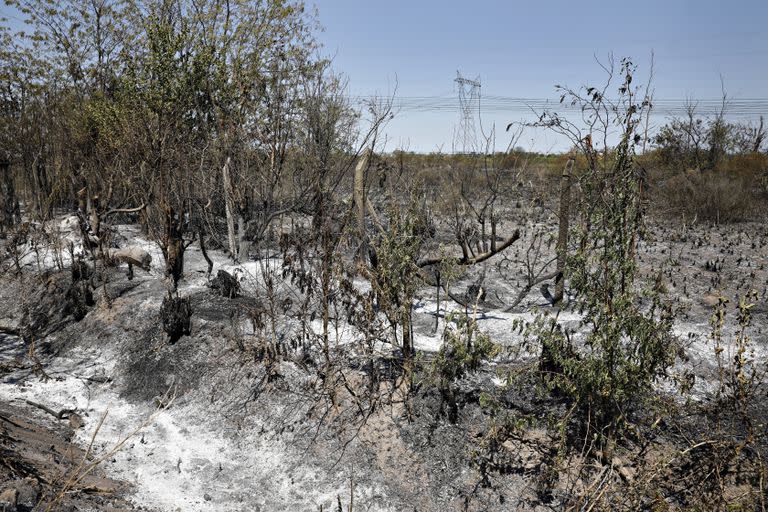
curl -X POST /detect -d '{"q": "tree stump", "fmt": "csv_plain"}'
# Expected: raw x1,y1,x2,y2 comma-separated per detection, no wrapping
160,294,191,343
165,238,185,287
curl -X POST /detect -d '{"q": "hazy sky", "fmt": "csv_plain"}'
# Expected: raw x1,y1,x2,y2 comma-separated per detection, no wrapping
312,0,768,153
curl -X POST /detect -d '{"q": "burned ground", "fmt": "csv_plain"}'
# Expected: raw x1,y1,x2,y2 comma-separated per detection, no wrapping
0,203,766,511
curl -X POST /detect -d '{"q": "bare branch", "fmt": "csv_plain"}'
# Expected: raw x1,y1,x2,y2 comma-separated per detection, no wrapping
417,229,520,268
102,204,146,218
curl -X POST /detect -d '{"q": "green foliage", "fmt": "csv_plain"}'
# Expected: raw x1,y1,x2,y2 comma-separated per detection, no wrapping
711,291,765,435
430,311,499,392
532,58,679,438
364,193,435,369
372,199,427,321
653,115,708,170
654,106,766,172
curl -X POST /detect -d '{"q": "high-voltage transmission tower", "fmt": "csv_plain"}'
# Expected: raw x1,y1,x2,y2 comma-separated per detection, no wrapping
454,71,481,154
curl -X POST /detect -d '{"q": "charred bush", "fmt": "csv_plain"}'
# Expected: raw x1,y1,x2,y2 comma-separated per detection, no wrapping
160,294,192,342
19,271,95,335
466,282,486,304
63,281,94,321
71,259,91,283
209,270,240,298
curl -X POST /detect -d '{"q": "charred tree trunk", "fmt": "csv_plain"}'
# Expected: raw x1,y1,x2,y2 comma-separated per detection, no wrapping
34,161,51,220
160,293,191,343
480,219,487,253
162,204,186,288
0,160,18,233
199,229,213,277
222,157,238,260
237,212,248,261
353,149,370,264
75,187,97,258
490,216,497,253
321,223,332,366
432,269,441,334
401,302,414,380
165,238,184,287
554,157,574,305
89,195,102,239
77,187,88,214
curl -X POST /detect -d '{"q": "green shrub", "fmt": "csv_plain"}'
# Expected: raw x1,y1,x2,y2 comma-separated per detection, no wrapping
432,312,499,386
530,58,679,444
429,312,499,421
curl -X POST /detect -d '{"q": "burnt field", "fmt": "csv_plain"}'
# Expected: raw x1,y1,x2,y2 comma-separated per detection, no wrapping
0,2,767,508
0,159,766,511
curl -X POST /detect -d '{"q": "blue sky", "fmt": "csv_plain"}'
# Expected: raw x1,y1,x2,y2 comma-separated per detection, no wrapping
312,0,768,152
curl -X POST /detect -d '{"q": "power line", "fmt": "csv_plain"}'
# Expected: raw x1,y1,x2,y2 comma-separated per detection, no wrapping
346,94,768,117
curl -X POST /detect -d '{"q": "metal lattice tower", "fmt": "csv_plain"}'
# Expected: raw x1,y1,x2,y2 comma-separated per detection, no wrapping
454,71,481,154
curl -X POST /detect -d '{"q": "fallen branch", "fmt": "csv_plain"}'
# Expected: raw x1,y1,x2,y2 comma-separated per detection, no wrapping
503,269,561,312
102,204,146,219
419,268,487,311
76,373,112,384
417,229,520,268
24,400,76,420
45,385,176,511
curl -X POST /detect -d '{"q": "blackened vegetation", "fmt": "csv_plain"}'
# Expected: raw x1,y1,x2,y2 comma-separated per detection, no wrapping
208,269,240,298
70,258,91,282
466,281,487,305
0,11,765,505
64,279,94,322
0,160,21,233
160,293,191,343
20,268,95,339
64,258,96,321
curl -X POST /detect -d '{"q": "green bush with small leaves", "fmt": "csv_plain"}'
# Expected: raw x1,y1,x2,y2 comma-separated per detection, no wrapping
531,59,679,442
431,312,499,390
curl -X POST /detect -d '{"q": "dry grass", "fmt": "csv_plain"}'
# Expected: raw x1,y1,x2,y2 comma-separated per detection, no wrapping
656,170,763,223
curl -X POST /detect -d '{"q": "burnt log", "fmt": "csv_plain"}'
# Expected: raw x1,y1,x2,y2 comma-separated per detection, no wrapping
108,247,151,271
107,247,152,279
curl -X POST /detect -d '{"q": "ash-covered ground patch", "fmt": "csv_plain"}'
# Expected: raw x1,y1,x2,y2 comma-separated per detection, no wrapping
0,215,766,510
